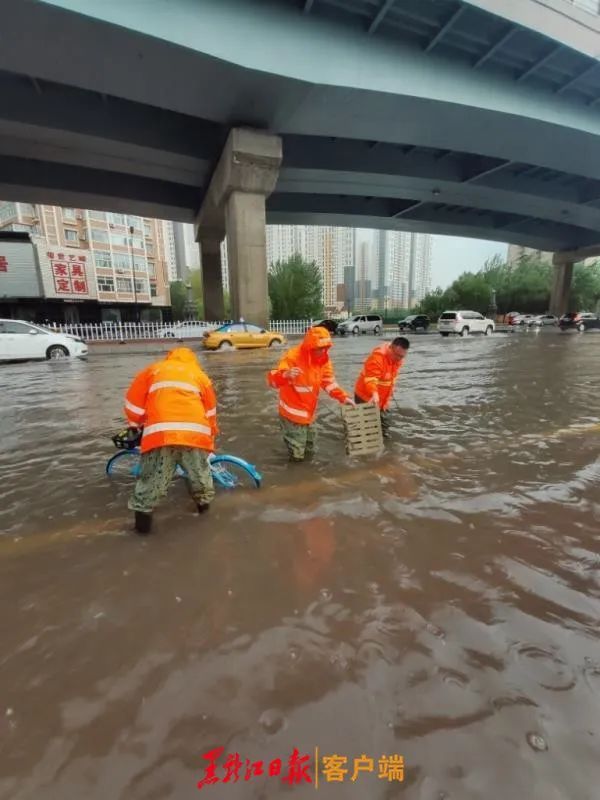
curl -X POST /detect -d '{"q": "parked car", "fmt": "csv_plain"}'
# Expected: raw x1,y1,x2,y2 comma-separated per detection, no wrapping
506,311,522,325
398,314,430,332
0,319,88,362
438,311,495,337
161,321,216,338
509,314,537,327
202,322,286,350
559,311,600,332
528,314,558,327
337,314,383,335
310,319,339,335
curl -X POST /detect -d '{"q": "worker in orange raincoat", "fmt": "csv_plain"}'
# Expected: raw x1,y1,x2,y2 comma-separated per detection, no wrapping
123,347,218,534
267,326,354,461
354,336,410,438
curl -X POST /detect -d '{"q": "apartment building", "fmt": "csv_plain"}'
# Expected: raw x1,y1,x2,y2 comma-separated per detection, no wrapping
266,224,355,311
0,201,172,322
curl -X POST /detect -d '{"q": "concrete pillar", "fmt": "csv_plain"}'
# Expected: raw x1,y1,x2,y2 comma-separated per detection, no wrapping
225,191,269,326
195,128,282,329
200,237,224,321
549,260,574,317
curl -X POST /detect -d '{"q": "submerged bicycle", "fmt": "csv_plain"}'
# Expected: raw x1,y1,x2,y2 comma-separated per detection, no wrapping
106,431,262,490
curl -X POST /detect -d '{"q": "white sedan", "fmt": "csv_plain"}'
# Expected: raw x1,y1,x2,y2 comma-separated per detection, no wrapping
0,319,88,362
160,321,217,339
528,314,558,327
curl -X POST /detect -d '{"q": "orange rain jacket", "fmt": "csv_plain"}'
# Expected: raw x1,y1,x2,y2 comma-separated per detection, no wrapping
124,347,217,453
267,327,349,425
355,343,403,410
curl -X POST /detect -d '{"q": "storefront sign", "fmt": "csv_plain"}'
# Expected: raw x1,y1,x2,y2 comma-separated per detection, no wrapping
48,253,89,295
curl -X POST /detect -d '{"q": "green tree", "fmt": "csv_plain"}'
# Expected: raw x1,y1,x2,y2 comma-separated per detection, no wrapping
268,253,324,319
416,254,556,317
169,280,187,320
189,268,204,318
571,261,600,311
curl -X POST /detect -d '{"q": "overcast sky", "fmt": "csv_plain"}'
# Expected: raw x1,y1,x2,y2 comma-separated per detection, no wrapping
431,235,507,288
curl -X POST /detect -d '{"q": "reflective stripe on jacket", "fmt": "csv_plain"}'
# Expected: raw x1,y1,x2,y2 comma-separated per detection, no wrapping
267,327,348,425
355,344,402,409
124,347,217,453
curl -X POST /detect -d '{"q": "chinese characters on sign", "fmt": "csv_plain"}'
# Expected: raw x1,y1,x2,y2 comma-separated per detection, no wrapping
196,748,404,790
48,253,88,295
0,255,7,272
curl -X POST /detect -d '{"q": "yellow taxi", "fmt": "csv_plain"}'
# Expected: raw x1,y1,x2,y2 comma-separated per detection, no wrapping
202,322,286,350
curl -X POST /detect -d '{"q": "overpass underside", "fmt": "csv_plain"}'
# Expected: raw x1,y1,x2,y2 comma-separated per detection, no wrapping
2,0,600,323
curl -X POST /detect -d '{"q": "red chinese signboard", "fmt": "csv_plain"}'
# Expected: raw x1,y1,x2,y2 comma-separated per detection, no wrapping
0,256,7,273
49,254,88,295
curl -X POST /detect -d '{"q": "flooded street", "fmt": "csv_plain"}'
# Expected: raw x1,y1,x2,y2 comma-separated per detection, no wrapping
1,331,599,799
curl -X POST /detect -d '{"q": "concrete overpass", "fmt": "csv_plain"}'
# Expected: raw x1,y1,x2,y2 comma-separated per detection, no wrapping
1,0,600,323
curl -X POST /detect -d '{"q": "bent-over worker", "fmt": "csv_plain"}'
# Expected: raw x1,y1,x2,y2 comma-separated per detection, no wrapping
124,347,218,534
354,336,410,438
267,326,353,462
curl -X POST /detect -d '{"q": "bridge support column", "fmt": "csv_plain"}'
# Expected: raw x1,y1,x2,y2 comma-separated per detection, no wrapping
225,191,271,327
199,234,224,321
549,259,574,317
195,128,282,329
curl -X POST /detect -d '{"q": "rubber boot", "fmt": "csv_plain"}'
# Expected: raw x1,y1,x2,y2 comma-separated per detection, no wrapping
196,503,210,514
134,511,152,534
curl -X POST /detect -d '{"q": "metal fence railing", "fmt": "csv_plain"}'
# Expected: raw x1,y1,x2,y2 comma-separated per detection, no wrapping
48,319,314,342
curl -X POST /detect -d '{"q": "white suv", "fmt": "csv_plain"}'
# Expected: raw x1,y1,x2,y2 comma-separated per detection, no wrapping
338,314,383,335
438,311,495,337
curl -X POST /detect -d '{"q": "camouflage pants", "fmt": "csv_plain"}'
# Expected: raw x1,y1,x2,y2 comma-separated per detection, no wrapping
128,446,215,513
354,394,392,438
279,417,316,462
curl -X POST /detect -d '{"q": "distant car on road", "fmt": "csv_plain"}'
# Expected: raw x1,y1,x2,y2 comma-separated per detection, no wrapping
161,321,216,338
506,311,522,325
337,314,383,335
511,314,536,327
528,314,558,327
559,311,600,332
310,319,339,335
202,322,286,350
398,314,430,332
438,311,495,337
0,318,88,361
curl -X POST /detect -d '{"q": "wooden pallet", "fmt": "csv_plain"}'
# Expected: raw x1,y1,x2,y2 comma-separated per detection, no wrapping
342,403,383,456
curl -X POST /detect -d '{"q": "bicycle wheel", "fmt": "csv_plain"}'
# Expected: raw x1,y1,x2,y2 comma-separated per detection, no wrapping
106,449,142,478
210,455,262,489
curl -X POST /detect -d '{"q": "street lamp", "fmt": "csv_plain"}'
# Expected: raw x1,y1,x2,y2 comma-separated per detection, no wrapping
488,287,497,320
128,224,139,322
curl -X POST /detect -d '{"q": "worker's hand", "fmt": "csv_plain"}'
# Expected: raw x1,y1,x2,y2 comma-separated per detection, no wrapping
370,393,380,406
283,367,302,380
343,397,355,406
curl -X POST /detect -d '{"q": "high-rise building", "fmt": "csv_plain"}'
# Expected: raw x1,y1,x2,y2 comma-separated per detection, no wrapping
408,233,432,307
0,201,171,321
367,229,430,309
266,225,355,310
507,244,552,266
172,222,201,281
371,229,413,309
223,224,429,315
163,221,178,282
343,264,356,311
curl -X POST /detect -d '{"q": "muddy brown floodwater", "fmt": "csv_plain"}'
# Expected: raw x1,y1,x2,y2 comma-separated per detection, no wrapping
1,330,599,800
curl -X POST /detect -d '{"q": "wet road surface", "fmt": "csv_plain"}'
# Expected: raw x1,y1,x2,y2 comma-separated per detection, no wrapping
1,330,599,799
